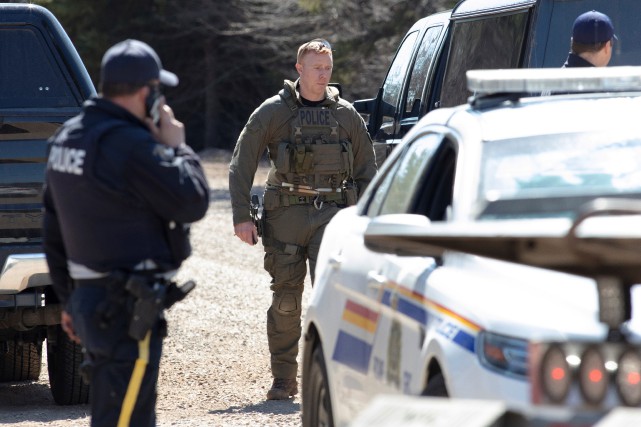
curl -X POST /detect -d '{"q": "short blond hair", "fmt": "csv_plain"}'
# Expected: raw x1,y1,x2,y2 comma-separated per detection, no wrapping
297,39,332,63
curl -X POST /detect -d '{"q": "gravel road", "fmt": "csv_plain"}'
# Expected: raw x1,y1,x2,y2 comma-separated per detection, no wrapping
0,150,308,426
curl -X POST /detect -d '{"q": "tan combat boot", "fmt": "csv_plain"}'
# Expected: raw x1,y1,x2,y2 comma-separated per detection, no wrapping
266,378,298,400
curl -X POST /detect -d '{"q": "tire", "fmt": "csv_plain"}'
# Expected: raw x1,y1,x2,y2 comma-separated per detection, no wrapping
47,325,89,405
0,341,42,381
422,372,449,397
302,343,334,427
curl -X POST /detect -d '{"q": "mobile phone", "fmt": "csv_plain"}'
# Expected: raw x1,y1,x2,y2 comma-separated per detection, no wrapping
145,85,162,126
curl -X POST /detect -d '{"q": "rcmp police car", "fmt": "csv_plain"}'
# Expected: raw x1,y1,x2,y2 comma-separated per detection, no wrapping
301,67,641,426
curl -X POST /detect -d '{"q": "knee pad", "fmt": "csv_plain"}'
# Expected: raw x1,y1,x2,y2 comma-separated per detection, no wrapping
273,292,301,315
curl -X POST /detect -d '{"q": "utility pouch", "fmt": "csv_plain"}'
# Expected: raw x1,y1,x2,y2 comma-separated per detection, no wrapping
275,142,292,173
94,273,128,330
166,221,192,264
344,185,358,206
263,189,281,211
125,275,166,341
294,145,314,173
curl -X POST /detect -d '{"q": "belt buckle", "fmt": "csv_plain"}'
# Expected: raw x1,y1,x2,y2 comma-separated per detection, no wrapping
297,196,307,203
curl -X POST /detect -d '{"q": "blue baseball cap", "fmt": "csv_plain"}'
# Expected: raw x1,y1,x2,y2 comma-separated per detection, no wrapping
572,10,616,44
100,39,178,87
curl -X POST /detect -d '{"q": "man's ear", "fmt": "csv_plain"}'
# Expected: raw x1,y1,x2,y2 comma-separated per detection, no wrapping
295,63,303,74
139,85,150,100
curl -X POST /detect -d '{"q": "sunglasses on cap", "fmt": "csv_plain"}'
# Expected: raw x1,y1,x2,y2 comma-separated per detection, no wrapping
306,38,332,50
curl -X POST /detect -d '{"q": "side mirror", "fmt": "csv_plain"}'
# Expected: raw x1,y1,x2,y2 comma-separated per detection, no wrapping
354,87,386,137
353,97,376,133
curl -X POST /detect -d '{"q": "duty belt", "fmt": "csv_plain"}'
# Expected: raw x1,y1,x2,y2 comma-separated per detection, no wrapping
280,192,344,206
74,271,170,289
74,276,118,288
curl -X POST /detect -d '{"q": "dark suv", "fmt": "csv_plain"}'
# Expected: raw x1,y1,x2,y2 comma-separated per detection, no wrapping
0,4,94,404
357,0,641,165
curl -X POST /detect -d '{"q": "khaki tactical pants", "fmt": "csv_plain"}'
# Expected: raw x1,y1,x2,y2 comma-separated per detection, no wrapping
263,202,340,379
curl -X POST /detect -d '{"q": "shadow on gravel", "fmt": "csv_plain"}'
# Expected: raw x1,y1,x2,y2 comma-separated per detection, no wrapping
0,381,89,423
208,400,300,416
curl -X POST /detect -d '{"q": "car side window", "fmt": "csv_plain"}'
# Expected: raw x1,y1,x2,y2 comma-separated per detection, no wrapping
403,25,443,118
379,30,420,137
367,133,442,216
439,10,529,108
0,26,75,108
411,140,457,222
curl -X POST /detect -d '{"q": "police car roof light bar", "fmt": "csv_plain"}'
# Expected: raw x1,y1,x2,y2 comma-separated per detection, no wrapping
467,66,641,94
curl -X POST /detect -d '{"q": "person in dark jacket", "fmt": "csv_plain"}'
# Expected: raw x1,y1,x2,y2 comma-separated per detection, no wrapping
43,39,210,427
563,10,616,68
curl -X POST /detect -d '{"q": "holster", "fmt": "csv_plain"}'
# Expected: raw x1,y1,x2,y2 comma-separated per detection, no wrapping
125,275,197,341
125,275,165,341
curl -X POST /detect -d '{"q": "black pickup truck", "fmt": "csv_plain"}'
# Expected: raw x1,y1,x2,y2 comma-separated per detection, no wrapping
357,0,641,165
0,4,95,404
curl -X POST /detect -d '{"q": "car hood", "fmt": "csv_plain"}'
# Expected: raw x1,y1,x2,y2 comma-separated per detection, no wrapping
432,253,641,341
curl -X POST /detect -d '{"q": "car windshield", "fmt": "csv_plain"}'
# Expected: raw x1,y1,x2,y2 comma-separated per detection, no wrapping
477,131,641,219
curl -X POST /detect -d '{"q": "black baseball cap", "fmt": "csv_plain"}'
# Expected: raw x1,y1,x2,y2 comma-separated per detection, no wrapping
572,10,616,44
100,39,178,87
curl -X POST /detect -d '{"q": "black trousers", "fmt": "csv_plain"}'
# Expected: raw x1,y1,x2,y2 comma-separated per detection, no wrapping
69,284,163,427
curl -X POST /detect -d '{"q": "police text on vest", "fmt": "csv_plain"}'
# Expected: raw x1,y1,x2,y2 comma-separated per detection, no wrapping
300,109,330,126
48,145,86,175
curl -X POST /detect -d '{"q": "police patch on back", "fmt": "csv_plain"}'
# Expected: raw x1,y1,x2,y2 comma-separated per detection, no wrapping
48,145,86,175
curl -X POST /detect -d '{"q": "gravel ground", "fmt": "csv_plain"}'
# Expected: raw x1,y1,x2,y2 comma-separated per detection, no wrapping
0,149,308,426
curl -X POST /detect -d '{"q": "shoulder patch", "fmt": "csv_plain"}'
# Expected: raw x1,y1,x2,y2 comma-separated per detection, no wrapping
153,144,176,161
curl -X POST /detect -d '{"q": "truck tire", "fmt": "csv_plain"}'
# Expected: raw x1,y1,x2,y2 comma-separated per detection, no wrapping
0,341,42,381
47,325,89,405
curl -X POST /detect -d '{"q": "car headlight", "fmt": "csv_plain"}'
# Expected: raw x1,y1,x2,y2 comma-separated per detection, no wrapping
477,331,528,378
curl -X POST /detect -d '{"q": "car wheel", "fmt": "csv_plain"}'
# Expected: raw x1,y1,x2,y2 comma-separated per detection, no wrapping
422,372,449,397
302,343,334,427
47,325,89,405
0,340,42,381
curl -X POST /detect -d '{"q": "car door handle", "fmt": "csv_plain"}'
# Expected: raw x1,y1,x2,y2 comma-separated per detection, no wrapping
367,271,388,291
328,253,344,269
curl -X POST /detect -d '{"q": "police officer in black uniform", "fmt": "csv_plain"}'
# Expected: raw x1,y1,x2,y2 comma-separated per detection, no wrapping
43,39,210,427
563,10,616,68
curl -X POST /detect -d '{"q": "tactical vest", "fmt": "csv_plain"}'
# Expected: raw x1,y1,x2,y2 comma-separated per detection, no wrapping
275,106,354,191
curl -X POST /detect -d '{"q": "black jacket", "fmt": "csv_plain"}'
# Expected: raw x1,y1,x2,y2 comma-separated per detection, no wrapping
563,52,595,68
43,97,210,304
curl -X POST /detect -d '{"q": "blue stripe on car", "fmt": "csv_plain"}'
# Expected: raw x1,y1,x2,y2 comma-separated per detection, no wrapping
332,330,372,374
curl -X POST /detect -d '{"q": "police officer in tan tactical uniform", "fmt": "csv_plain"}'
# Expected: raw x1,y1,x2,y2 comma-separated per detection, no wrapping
229,38,376,400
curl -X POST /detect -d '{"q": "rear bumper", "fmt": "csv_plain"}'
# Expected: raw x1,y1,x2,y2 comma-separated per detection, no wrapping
0,254,60,331
0,253,51,294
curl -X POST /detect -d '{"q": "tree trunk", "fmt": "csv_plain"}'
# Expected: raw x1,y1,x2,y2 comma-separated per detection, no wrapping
204,37,219,149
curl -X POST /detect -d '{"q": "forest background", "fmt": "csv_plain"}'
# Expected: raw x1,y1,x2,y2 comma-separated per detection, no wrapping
26,0,456,151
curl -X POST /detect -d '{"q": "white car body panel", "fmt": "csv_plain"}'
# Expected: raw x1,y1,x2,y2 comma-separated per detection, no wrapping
307,205,641,425
303,70,641,426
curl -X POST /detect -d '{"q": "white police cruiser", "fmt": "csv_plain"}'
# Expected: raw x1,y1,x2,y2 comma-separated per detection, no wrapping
301,67,641,426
